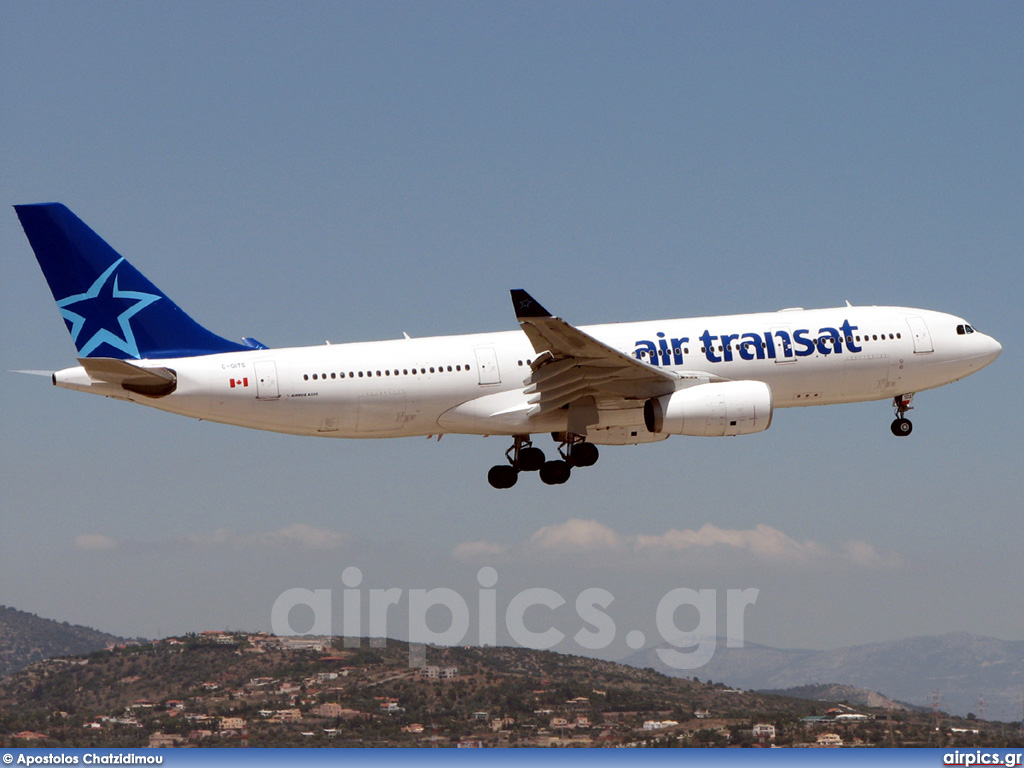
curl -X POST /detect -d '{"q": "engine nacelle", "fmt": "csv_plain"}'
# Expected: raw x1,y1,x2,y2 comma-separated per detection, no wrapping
643,380,773,437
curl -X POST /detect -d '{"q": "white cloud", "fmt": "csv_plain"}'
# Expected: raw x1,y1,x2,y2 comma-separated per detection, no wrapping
454,520,900,570
185,528,232,548
253,523,347,551
74,533,118,551
634,523,829,562
529,518,624,553
453,540,509,562
838,538,901,568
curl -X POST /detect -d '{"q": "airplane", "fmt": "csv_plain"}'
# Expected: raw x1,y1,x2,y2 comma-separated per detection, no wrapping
15,203,1002,488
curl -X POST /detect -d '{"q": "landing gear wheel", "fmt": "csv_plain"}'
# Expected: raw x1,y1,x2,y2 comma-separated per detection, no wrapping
890,418,913,437
568,442,599,467
487,465,519,489
518,446,546,472
539,460,572,485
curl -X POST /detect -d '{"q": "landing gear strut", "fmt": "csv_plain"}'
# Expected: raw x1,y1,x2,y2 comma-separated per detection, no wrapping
539,432,601,485
891,393,914,437
559,432,599,467
487,435,544,489
487,433,600,488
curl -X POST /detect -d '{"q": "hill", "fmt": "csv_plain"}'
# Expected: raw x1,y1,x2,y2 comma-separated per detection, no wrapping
757,683,920,712
622,633,1024,722
1,633,1019,748
0,606,126,678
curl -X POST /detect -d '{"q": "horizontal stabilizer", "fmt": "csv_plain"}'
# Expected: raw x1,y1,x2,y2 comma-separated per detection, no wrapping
80,357,177,397
241,337,270,350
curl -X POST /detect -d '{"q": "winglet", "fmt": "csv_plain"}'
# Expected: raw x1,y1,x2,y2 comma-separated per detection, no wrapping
510,289,552,319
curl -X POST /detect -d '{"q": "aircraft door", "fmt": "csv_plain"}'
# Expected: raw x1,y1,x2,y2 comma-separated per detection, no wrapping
255,360,281,399
770,326,797,363
906,317,934,354
475,348,501,385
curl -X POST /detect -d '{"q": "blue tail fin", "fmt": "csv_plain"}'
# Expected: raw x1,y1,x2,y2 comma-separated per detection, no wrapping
15,203,250,360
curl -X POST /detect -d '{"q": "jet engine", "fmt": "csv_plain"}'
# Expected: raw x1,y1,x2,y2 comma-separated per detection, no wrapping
643,380,773,437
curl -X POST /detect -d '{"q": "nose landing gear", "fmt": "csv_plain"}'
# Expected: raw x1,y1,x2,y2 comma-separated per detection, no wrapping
891,393,914,437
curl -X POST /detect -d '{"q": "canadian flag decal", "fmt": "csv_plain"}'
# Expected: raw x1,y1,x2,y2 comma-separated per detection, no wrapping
230,378,249,388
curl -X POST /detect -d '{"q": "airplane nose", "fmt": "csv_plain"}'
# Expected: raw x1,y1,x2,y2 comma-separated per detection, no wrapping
981,334,1002,364
988,335,1002,360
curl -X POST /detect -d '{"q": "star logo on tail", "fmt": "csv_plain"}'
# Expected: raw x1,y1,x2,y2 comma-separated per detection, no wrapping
57,258,161,359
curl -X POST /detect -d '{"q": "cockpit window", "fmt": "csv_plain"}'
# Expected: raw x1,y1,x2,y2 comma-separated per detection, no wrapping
956,324,977,335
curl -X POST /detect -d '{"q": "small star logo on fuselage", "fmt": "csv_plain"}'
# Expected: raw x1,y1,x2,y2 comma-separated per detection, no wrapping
56,258,161,359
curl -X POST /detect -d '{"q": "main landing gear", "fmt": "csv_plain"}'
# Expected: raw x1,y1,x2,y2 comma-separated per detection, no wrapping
891,393,914,437
487,433,600,489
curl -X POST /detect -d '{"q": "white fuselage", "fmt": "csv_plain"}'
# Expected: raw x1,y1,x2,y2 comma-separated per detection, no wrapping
53,305,1001,444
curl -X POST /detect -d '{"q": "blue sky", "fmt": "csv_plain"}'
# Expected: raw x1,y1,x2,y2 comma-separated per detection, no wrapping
2,1,1021,688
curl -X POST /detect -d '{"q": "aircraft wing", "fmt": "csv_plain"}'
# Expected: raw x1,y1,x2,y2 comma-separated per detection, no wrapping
510,289,716,416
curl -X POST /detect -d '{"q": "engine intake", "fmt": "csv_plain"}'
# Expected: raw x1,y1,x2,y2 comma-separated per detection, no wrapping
644,380,773,437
